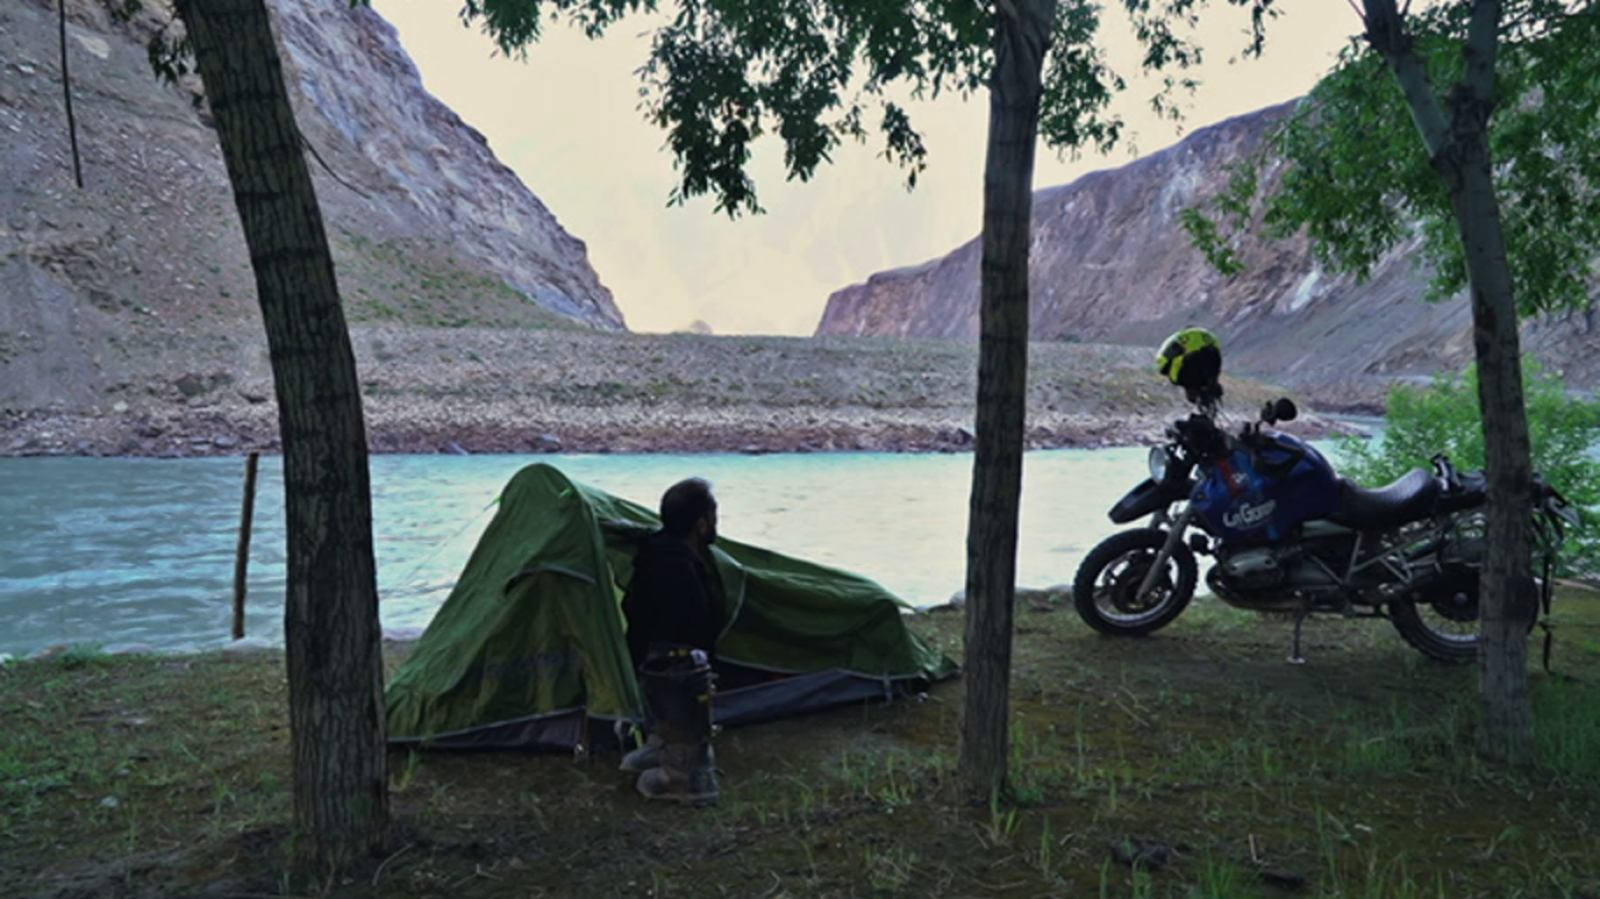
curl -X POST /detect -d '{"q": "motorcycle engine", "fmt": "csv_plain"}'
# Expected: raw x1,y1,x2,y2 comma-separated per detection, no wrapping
1216,543,1340,589
1216,547,1287,588
1212,538,1348,610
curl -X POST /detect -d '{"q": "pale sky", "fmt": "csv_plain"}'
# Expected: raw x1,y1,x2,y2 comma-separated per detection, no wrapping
368,1,1361,336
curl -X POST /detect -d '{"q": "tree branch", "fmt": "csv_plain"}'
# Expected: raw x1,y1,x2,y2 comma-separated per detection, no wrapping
298,128,369,199
58,0,83,188
1360,0,1453,161
1459,0,1504,106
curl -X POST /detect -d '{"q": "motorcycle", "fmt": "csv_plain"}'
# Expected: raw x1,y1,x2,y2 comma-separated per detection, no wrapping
1072,396,1579,663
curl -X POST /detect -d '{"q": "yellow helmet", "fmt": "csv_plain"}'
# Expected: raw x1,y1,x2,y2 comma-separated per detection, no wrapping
1156,328,1223,402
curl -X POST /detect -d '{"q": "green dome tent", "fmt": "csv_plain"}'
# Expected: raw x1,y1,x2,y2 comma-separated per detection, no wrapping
385,463,959,750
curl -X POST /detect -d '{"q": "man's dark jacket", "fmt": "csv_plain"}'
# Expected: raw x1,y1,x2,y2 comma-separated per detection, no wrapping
621,532,727,668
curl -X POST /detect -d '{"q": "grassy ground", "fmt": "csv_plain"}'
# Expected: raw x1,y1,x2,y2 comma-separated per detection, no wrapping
4,591,1600,899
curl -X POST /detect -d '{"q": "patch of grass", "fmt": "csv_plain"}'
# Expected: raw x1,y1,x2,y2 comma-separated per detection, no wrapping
364,298,402,320
5,592,1600,898
1328,691,1480,777
54,642,108,670
862,841,918,893
1191,849,1256,899
333,232,585,331
1533,675,1600,784
0,653,293,886
836,745,939,811
1312,806,1452,899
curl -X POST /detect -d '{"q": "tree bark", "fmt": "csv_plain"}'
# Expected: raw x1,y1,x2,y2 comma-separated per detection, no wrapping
961,0,1054,801
1449,2,1536,762
1459,153,1537,764
1363,0,1535,762
175,0,390,864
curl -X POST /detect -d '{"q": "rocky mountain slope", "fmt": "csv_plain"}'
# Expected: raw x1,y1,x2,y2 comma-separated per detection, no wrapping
0,0,622,412
816,102,1600,408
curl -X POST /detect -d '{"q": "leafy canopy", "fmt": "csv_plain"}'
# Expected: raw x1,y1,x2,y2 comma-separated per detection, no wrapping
1337,361,1600,575
462,0,1280,216
1184,0,1600,315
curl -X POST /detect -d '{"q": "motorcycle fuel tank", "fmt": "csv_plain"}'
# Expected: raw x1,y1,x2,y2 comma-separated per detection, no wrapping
1191,431,1342,544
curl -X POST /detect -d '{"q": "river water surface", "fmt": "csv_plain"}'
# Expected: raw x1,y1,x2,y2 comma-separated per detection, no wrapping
1,438,1368,658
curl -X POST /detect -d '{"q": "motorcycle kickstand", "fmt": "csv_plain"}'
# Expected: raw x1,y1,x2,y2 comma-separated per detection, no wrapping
1288,607,1309,665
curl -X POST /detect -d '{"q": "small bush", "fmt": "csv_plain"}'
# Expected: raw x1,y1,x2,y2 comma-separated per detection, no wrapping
56,643,107,670
1337,360,1600,575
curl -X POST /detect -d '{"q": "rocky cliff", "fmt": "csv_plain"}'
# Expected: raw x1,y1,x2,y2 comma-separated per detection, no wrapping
816,102,1600,408
0,0,623,411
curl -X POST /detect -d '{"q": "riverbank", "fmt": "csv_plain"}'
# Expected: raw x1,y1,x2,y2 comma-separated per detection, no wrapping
0,328,1362,458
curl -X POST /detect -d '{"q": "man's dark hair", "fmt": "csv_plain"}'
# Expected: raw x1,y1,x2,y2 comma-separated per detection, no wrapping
660,478,715,537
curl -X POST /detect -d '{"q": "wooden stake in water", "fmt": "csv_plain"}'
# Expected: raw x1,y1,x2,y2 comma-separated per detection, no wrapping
233,452,260,640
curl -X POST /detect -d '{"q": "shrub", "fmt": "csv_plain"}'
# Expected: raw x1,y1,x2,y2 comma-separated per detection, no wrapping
1336,360,1600,576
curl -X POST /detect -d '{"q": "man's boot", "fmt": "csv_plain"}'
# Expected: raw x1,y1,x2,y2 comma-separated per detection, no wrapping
618,731,664,773
634,647,718,806
622,729,716,774
638,734,717,806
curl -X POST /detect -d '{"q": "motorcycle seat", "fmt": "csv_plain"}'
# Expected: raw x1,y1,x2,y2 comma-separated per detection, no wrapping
1331,468,1442,529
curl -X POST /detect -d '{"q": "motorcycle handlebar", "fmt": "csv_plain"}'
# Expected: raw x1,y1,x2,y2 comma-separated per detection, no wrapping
1431,454,1464,492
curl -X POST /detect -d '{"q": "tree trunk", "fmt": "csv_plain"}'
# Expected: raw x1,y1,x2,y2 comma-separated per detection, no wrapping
961,0,1054,801
1449,108,1537,767
1363,0,1535,762
1460,165,1537,764
175,0,390,865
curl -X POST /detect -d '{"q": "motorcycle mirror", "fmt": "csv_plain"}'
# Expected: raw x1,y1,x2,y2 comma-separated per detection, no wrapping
1273,397,1298,422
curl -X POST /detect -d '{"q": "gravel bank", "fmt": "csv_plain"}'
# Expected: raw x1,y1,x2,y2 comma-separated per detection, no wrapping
0,328,1348,458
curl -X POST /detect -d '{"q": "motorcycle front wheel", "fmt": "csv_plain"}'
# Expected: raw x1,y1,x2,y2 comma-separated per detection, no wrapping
1073,529,1198,636
1390,568,1481,663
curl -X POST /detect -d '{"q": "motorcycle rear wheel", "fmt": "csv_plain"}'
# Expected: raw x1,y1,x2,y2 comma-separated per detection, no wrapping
1073,529,1198,636
1390,569,1481,663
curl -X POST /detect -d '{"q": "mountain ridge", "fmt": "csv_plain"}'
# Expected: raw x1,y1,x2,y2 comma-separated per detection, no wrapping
816,101,1600,407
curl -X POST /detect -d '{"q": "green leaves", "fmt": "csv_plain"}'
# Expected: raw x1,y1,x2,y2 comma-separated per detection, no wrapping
462,0,1279,217
1185,0,1600,315
1337,361,1600,575
1179,206,1243,276
642,23,766,215
1039,0,1123,152
464,0,981,217
1491,8,1600,314
1178,154,1260,275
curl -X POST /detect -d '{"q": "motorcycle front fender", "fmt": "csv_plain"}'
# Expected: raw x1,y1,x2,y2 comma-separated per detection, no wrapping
1109,478,1185,524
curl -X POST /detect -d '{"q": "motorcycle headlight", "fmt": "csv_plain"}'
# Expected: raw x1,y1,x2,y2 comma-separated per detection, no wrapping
1148,446,1172,483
